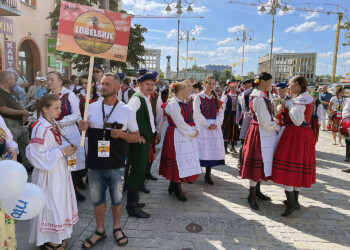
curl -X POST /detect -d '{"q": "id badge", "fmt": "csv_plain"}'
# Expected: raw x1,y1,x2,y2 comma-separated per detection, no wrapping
336,111,342,118
98,140,110,158
67,154,77,171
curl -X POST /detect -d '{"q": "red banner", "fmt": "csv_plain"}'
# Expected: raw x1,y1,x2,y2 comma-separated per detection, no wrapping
56,1,132,62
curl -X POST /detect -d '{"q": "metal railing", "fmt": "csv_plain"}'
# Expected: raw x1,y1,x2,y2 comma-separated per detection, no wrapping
1,0,18,9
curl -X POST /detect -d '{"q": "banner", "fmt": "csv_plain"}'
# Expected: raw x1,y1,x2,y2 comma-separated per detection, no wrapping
0,17,13,36
4,41,16,71
56,1,132,62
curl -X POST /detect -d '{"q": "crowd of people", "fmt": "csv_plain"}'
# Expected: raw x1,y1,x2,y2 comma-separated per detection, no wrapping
0,65,349,249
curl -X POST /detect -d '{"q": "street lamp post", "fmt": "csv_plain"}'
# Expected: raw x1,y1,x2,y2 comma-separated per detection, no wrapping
258,0,291,74
180,29,197,78
235,28,254,76
164,0,195,79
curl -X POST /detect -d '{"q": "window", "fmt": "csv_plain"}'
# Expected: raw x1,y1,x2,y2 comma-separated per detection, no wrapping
21,0,36,7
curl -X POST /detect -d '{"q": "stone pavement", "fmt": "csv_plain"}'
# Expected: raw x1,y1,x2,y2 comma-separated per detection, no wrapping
16,128,350,250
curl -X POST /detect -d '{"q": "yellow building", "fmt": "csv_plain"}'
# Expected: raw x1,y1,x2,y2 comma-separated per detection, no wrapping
0,0,74,85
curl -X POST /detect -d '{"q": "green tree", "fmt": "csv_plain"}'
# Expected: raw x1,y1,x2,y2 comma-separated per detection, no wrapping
48,0,147,72
190,65,204,72
220,69,232,81
211,70,220,81
246,71,255,79
341,21,350,46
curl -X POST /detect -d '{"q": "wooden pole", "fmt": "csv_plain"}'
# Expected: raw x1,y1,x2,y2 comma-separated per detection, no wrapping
80,56,95,146
331,13,343,83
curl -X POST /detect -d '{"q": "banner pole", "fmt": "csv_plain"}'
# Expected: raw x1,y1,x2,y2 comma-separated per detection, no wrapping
80,56,95,146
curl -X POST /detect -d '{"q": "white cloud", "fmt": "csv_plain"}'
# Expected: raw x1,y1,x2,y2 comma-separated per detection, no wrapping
217,38,234,45
189,50,216,57
300,11,320,20
283,49,295,53
339,51,350,59
332,24,337,31
277,6,295,16
285,21,317,33
313,25,330,32
240,43,268,54
273,47,282,52
194,25,205,36
318,52,333,58
147,29,168,35
345,60,350,65
166,28,178,38
267,38,275,44
228,24,246,33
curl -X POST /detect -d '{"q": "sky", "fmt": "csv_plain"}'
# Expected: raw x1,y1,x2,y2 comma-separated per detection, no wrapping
122,0,350,77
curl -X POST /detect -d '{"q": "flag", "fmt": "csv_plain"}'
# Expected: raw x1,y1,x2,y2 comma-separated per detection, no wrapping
233,63,237,68
180,56,186,61
188,57,196,61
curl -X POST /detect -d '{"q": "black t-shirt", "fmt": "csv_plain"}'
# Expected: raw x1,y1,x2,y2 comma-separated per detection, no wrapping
0,87,23,120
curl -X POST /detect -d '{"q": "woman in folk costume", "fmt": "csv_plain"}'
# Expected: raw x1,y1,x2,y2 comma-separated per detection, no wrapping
310,91,323,144
271,76,316,217
327,87,346,146
240,72,279,211
26,94,78,249
77,75,101,119
47,71,86,202
193,76,225,185
221,82,240,153
0,115,18,249
159,81,201,202
187,82,202,108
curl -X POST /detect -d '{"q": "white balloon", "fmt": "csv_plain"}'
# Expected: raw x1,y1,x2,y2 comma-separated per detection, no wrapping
2,183,45,220
0,160,28,199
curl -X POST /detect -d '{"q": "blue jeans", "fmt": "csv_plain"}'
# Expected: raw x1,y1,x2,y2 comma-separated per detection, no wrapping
88,168,125,207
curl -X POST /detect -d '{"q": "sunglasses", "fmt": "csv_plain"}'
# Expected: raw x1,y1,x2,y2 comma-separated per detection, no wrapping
93,70,101,73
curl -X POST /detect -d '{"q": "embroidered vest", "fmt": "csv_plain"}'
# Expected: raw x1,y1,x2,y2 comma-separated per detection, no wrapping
168,102,195,127
200,96,217,120
56,93,72,121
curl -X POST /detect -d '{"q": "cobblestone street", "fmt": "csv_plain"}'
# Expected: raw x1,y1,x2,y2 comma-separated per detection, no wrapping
16,129,350,249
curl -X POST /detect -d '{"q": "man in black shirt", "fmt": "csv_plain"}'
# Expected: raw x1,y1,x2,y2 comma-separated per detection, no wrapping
0,71,32,172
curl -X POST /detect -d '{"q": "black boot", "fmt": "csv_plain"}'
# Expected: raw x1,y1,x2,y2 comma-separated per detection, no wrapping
73,179,86,201
281,191,299,217
126,190,150,218
342,168,350,173
256,182,271,201
76,178,87,190
205,168,214,185
237,147,243,169
283,190,301,210
173,182,187,202
146,173,158,180
345,138,350,162
140,184,150,194
230,142,237,153
224,141,228,153
248,186,259,210
168,181,174,194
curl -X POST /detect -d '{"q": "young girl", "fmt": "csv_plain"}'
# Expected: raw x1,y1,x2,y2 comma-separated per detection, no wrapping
193,76,225,185
159,81,201,202
240,73,279,211
27,94,78,249
327,87,346,146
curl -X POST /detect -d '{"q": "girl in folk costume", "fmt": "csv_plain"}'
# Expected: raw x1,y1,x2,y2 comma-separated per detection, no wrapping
0,115,18,250
26,94,78,249
271,76,316,217
77,75,101,119
187,82,202,108
47,71,86,202
240,73,279,211
327,87,346,146
193,76,225,185
159,81,201,202
221,82,240,153
310,91,323,143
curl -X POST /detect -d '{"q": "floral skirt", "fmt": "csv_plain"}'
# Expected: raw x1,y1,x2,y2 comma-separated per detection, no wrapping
0,203,17,249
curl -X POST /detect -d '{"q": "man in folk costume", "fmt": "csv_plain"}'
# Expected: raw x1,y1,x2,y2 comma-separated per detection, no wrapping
310,91,323,144
126,72,157,218
221,81,240,153
236,78,253,168
272,82,292,117
117,73,135,104
78,73,141,248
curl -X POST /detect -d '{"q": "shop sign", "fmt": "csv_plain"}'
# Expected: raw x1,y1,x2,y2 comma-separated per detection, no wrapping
48,38,57,53
48,56,57,68
4,41,16,71
0,17,13,36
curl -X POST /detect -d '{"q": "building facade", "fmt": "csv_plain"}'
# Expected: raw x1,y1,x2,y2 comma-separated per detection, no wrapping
204,64,232,73
140,48,161,73
258,53,317,84
173,70,212,81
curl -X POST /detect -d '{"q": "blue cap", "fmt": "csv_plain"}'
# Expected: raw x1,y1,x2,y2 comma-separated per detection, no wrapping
93,64,104,71
137,73,156,82
149,71,158,78
276,82,288,89
137,68,148,76
117,73,126,81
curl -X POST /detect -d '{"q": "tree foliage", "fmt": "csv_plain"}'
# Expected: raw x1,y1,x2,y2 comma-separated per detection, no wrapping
341,21,350,46
47,0,147,73
220,69,232,81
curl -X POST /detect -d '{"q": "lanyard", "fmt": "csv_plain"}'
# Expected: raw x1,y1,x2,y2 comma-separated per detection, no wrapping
102,99,118,139
44,117,73,146
337,97,344,111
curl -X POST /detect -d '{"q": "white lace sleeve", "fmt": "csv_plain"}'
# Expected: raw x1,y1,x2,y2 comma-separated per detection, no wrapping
285,102,306,126
214,102,224,126
59,92,81,126
317,104,324,124
342,99,350,119
253,97,279,133
166,102,196,137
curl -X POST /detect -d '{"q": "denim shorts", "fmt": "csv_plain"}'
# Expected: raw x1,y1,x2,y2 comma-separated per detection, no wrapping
88,168,125,207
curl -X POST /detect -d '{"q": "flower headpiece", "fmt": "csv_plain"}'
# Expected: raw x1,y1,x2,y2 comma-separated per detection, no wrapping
254,76,260,86
171,82,179,93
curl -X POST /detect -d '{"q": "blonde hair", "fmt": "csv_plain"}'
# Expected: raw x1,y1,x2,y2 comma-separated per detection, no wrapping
167,80,190,103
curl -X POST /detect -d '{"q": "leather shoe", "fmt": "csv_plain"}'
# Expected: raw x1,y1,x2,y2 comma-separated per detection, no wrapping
342,168,350,173
140,184,150,194
146,173,158,180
